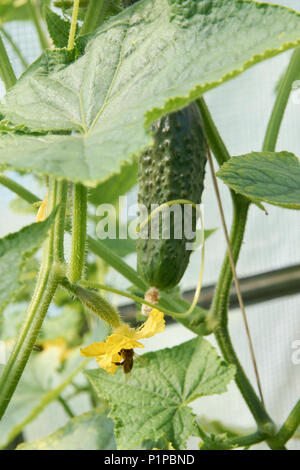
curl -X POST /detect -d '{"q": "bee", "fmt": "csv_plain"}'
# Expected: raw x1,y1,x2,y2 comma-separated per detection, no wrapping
114,348,135,375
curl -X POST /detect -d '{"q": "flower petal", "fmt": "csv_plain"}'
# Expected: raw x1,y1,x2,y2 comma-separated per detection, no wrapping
80,341,106,358
113,323,136,338
135,309,165,339
105,333,144,353
96,355,119,375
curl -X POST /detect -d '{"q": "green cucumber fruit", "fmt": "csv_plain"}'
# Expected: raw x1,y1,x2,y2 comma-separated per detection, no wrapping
137,102,207,290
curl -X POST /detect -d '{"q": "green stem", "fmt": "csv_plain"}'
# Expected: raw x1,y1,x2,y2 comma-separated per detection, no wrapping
0,27,28,69
269,399,300,448
0,175,39,204
54,181,68,263
263,47,300,152
0,32,16,90
207,195,250,330
227,430,266,449
197,421,266,449
68,183,87,283
197,97,230,166
57,396,75,418
67,0,80,50
215,327,274,435
27,0,49,50
0,179,67,420
80,280,162,309
79,280,203,320
80,0,107,36
207,195,274,433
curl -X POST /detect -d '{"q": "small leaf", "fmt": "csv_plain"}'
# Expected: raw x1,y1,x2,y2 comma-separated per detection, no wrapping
199,433,237,451
88,158,138,206
86,338,235,450
1,0,300,184
54,0,122,23
44,7,75,49
17,409,115,450
217,151,300,209
0,214,55,312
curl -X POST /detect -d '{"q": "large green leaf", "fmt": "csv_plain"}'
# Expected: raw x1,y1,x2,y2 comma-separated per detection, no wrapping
17,409,115,450
38,306,85,347
0,214,55,313
0,347,90,449
86,338,235,450
217,151,300,209
1,0,300,184
0,348,62,449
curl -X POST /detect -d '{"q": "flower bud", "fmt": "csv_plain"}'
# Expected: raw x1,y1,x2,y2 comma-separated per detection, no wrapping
73,285,121,329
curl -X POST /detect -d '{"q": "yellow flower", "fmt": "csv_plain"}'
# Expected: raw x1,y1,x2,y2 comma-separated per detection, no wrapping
80,309,165,375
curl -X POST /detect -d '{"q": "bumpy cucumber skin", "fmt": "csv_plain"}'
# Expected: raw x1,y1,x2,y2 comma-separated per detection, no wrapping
137,102,207,290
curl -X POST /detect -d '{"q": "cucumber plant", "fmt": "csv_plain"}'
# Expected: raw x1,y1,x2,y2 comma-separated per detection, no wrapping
0,0,299,451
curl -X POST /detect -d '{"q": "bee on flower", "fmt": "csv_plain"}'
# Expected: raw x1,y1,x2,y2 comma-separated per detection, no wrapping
81,309,165,375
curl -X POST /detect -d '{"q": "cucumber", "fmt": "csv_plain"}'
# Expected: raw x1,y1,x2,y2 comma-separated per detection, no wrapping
137,102,207,290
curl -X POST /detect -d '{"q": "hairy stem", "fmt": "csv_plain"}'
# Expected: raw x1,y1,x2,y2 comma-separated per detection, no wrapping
67,0,80,50
54,181,68,263
0,179,67,420
0,32,16,90
263,47,300,152
68,183,87,283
